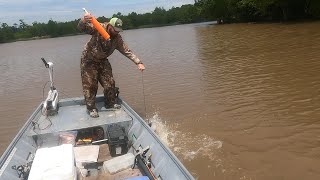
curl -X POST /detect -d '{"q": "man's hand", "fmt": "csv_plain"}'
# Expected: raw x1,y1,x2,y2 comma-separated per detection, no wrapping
83,13,93,22
138,63,145,71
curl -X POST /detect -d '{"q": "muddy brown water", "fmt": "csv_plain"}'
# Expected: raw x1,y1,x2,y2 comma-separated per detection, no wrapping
1,22,320,180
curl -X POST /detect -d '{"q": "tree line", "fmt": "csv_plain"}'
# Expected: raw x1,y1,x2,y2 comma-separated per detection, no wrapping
0,0,319,43
197,0,320,23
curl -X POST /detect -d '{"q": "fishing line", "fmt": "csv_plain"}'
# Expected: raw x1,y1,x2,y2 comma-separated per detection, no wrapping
42,81,50,102
141,71,149,124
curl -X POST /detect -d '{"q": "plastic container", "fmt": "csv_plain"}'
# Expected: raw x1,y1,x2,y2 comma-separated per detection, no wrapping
28,144,76,180
59,131,77,146
103,153,135,174
106,124,128,157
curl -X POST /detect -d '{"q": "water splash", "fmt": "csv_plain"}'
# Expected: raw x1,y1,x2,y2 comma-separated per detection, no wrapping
148,112,223,162
148,112,176,147
174,133,223,162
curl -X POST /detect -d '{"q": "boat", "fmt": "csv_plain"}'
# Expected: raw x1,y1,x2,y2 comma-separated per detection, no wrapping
0,59,194,180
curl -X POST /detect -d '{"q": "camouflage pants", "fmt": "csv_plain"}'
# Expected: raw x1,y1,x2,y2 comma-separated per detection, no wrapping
81,53,116,110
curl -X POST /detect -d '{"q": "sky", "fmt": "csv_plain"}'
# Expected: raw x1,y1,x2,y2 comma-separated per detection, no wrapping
0,0,195,25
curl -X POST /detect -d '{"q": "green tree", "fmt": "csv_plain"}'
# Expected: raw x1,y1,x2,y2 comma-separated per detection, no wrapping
19,19,28,29
152,7,167,25
1,1,320,43
97,16,108,22
307,0,320,17
47,19,59,37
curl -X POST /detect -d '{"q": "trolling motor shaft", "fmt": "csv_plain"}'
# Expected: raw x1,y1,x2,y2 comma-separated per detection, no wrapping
41,58,59,116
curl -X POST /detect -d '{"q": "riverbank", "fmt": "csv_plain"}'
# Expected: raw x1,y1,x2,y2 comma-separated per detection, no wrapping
0,21,198,44
1,18,319,44
0,33,85,44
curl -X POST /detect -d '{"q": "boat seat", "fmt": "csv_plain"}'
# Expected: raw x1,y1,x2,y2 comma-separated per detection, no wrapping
28,144,76,180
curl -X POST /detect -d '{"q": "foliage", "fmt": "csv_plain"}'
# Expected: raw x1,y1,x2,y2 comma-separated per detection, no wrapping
196,0,320,22
0,1,319,43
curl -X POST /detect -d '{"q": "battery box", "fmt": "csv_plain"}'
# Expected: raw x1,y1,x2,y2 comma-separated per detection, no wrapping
106,124,128,157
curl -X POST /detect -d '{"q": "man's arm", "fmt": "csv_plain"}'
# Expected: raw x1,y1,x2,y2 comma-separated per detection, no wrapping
116,36,145,71
116,35,142,65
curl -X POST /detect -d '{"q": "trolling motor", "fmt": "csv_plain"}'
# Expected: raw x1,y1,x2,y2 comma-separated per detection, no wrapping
41,58,59,116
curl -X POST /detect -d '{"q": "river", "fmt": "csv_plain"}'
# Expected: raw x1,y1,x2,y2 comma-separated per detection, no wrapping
1,21,320,180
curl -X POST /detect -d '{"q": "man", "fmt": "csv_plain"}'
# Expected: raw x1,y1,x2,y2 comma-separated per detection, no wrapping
78,13,145,118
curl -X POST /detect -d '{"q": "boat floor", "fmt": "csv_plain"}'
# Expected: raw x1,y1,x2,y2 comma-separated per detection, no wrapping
79,167,142,180
28,100,143,179
77,144,142,180
28,101,132,136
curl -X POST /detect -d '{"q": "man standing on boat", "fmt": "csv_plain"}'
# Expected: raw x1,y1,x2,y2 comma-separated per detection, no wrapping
78,13,145,118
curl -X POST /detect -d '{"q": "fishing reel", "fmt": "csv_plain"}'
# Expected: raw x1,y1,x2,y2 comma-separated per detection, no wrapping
41,58,59,116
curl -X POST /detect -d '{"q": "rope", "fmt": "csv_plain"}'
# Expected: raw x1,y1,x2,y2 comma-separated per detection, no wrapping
141,72,149,124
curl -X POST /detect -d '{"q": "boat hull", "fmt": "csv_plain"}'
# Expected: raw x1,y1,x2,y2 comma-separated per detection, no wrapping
0,96,194,180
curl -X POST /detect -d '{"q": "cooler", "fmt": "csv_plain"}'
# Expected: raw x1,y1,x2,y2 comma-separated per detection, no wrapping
28,144,76,180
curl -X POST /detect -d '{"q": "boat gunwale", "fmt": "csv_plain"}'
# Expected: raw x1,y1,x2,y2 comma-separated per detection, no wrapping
0,104,42,168
121,99,194,180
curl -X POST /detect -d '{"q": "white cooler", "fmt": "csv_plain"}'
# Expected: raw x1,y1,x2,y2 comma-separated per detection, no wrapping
28,144,76,180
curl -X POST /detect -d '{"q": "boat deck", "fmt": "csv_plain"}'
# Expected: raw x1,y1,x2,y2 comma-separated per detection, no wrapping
26,97,142,179
28,99,132,136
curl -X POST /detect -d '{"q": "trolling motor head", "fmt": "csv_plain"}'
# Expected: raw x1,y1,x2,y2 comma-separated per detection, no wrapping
41,58,59,116
41,57,53,68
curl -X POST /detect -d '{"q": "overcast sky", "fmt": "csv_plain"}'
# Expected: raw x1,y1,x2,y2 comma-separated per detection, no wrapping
0,0,194,25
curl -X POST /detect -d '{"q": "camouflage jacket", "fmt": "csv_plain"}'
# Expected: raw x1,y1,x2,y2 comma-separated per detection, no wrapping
78,20,141,64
